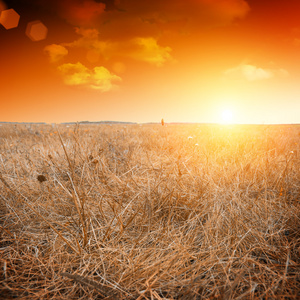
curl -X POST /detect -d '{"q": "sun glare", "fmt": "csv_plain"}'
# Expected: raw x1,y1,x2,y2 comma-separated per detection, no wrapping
221,109,234,124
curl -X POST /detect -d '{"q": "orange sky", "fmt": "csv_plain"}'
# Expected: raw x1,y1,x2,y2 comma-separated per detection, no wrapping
0,0,300,124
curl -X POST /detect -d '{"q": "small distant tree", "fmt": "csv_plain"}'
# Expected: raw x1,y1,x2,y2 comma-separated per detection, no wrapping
161,118,164,126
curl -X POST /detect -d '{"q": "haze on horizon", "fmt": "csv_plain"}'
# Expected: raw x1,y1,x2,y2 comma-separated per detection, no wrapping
1,0,300,124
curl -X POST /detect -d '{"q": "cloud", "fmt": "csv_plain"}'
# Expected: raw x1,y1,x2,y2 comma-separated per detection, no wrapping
12,0,250,35
63,27,111,58
23,0,250,29
199,0,250,23
62,27,174,66
107,0,250,37
58,0,106,26
58,62,121,91
18,0,107,26
43,0,249,89
224,64,289,81
73,27,99,40
91,66,122,91
44,44,68,62
58,62,90,85
43,0,250,41
127,37,173,66
44,28,122,91
114,0,250,21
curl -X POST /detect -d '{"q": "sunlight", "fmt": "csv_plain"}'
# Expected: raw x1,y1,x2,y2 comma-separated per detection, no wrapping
221,109,234,124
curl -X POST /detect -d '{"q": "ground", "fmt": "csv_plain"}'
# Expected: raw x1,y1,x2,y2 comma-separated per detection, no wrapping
0,123,299,299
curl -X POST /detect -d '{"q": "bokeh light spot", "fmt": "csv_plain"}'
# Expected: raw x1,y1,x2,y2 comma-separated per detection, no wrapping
26,20,48,41
112,62,126,74
86,49,100,63
0,9,20,29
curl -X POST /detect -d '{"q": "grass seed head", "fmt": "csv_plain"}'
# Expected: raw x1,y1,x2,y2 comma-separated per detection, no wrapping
37,174,47,183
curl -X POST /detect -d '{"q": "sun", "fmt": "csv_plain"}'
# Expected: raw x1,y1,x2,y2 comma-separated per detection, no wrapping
221,109,234,124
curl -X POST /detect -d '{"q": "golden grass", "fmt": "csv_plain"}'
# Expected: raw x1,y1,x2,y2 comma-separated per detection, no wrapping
0,123,299,299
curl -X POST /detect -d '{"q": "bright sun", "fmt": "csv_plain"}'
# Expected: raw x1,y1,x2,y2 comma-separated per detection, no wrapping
221,109,234,124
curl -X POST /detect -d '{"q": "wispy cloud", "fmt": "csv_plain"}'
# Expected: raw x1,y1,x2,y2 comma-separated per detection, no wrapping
224,64,289,81
44,44,68,62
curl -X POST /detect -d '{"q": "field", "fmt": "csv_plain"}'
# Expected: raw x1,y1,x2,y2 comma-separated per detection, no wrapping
0,123,299,299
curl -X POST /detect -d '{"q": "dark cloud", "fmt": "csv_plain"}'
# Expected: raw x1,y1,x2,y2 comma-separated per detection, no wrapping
57,0,106,26
113,0,250,28
95,0,118,12
83,0,251,42
2,0,107,25
4,0,250,31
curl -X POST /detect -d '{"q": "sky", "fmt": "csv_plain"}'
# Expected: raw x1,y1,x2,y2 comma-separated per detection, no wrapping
0,0,300,124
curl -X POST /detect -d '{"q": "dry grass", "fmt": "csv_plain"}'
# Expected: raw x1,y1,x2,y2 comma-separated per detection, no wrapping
0,123,299,299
